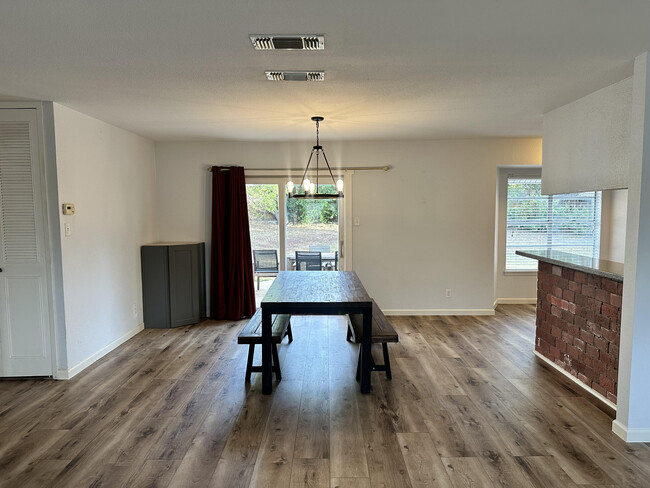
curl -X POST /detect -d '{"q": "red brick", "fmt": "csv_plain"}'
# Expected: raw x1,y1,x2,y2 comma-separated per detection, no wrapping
566,344,582,359
588,298,602,314
609,343,619,358
541,281,553,293
595,313,610,330
575,293,589,307
579,306,596,322
580,329,594,345
594,336,608,352
569,281,582,293
573,337,586,352
587,274,602,288
551,305,562,318
539,262,552,273
562,268,575,281
552,285,563,297
551,325,562,338
563,289,576,302
555,277,569,289
568,302,577,315
587,321,601,337
552,265,563,276
593,359,607,374
582,284,597,298
606,365,618,381
602,303,618,319
595,288,610,304
567,323,580,337
601,351,618,368
610,293,622,308
559,299,569,311
577,372,590,385
550,345,561,360
574,315,587,329
600,375,615,393
586,343,599,359
610,319,621,334
561,310,574,324
601,328,618,344
618,282,624,295
593,383,608,397
574,271,587,284
607,392,617,404
601,279,619,293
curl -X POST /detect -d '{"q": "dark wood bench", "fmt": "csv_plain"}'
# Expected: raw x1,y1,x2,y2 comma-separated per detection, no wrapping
237,308,293,381
347,300,398,380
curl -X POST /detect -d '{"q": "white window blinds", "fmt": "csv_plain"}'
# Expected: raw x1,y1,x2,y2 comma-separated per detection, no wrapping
506,177,601,271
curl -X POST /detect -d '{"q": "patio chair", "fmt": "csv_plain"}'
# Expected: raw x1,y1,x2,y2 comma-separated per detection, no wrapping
295,251,322,271
253,250,279,290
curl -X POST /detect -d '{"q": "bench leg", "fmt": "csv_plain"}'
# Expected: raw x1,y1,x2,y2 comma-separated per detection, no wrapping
382,342,392,380
246,344,255,382
257,275,260,290
287,323,293,343
272,344,282,381
356,344,362,382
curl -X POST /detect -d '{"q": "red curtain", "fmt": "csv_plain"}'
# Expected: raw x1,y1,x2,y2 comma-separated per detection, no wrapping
210,166,256,320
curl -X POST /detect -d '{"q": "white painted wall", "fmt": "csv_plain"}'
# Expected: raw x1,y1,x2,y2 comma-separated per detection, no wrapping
614,53,650,442
53,104,156,374
542,77,632,195
155,138,542,314
600,189,627,263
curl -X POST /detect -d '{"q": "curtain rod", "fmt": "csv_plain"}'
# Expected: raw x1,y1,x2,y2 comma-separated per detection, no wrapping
207,165,391,172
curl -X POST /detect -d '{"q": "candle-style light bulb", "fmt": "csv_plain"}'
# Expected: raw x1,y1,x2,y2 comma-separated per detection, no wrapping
287,181,295,194
336,179,344,193
309,182,316,194
303,178,311,192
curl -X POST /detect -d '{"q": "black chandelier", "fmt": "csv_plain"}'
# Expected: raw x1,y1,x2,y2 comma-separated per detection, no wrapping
287,116,344,199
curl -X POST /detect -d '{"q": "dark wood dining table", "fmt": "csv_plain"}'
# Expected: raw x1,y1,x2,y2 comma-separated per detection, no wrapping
260,271,373,394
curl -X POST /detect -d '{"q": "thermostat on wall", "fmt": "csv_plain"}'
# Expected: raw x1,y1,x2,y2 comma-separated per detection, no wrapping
62,203,75,215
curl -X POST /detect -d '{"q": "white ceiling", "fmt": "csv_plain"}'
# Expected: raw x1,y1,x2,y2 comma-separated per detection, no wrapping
1,0,649,142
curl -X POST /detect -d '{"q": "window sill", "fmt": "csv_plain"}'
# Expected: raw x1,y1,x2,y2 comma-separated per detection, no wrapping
503,270,537,276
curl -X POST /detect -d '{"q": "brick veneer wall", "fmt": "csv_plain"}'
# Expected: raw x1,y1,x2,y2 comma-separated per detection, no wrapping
535,261,622,404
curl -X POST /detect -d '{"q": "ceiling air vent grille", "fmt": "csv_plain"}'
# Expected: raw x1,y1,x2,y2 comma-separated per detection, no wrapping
250,35,324,51
265,71,325,82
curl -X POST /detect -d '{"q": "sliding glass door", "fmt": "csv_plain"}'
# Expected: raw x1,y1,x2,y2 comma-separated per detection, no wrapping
246,178,345,302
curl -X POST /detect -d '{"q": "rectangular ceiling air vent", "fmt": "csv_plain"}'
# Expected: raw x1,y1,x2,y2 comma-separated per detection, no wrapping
250,35,324,50
265,71,325,81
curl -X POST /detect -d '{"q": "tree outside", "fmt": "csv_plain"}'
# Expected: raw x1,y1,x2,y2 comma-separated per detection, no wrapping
246,184,339,263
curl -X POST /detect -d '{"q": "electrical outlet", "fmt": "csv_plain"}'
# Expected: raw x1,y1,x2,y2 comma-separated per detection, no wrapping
445,288,452,298
132,303,138,318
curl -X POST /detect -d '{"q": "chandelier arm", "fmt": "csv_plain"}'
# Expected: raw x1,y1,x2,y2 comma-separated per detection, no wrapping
320,149,338,186
299,149,315,191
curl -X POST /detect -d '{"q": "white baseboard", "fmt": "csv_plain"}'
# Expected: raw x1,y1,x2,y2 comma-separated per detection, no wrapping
612,420,650,442
383,308,495,316
534,350,616,411
493,298,536,307
55,323,144,380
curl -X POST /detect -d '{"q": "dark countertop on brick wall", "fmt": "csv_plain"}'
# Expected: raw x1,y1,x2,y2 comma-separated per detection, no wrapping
516,250,624,282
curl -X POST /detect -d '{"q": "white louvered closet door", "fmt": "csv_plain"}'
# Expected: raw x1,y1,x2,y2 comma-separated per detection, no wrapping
0,109,52,376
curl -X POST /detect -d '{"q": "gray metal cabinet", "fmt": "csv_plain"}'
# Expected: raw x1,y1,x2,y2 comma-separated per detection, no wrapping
141,243,206,328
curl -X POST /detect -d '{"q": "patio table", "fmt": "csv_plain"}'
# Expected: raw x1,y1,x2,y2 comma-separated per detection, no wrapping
260,271,373,394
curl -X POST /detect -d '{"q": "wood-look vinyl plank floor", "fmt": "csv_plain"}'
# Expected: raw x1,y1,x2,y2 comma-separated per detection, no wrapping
1,307,649,487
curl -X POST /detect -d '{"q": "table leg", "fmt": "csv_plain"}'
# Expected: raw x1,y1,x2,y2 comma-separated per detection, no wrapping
262,308,273,394
360,308,372,394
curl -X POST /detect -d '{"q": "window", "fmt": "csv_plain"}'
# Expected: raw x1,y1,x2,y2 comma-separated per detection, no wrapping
506,177,601,271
